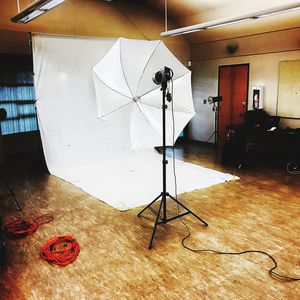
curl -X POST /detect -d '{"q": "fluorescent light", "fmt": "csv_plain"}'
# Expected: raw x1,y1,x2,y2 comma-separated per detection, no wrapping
205,18,254,29
17,9,44,23
170,28,204,37
11,0,65,24
257,6,300,18
161,3,300,37
41,0,65,10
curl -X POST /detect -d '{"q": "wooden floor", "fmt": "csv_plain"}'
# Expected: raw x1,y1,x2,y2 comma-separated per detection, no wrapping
0,142,299,299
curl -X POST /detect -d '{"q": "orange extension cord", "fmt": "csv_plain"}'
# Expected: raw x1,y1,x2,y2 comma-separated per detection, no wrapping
4,214,54,238
5,215,79,266
39,235,80,266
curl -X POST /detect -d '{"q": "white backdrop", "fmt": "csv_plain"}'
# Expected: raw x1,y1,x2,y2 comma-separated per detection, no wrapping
32,34,236,210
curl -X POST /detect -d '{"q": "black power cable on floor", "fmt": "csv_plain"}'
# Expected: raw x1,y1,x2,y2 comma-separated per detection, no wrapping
179,217,300,282
169,78,300,282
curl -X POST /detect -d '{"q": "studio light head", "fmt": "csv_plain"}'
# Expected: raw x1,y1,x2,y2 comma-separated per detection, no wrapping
152,66,173,85
208,96,223,104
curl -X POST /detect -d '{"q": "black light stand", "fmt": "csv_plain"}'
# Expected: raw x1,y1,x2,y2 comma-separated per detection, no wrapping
138,67,208,249
0,108,22,211
0,173,22,211
206,96,223,146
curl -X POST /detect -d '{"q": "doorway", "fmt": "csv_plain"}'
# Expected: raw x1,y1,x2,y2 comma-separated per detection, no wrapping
218,64,249,143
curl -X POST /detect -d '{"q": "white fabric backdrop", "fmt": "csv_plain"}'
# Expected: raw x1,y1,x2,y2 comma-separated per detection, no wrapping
32,34,236,210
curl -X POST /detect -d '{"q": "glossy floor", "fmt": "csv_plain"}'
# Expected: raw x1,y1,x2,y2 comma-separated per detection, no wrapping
0,142,299,299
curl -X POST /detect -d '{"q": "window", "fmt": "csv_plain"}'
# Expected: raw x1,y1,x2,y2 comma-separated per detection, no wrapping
0,54,37,135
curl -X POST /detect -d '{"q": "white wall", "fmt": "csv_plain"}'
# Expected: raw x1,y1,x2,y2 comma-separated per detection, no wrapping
190,50,300,142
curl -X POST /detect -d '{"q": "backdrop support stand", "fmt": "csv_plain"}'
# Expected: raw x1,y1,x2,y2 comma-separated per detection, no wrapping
0,109,22,212
0,171,22,211
138,73,207,249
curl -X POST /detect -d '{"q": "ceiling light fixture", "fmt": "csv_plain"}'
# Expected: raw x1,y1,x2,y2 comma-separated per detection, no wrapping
170,28,205,36
205,18,255,29
161,2,300,37
11,0,66,24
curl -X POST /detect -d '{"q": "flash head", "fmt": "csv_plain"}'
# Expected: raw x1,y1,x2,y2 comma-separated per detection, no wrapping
152,66,173,85
208,96,223,104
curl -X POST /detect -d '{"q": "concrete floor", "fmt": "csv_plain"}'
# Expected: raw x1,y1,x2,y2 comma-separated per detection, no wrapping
0,142,299,299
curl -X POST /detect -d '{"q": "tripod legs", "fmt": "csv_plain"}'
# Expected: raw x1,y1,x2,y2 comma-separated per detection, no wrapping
138,192,208,249
206,131,216,143
137,193,162,218
206,131,224,146
147,196,165,249
207,102,224,146
167,193,208,225
1,174,22,211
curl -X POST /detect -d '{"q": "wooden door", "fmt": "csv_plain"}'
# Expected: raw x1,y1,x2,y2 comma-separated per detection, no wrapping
218,64,249,143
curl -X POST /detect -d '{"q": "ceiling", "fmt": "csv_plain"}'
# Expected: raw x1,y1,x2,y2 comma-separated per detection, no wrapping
2,0,300,45
137,0,300,44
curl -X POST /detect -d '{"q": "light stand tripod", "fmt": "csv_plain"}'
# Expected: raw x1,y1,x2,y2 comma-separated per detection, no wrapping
206,96,223,146
0,171,22,211
0,108,22,211
138,67,208,249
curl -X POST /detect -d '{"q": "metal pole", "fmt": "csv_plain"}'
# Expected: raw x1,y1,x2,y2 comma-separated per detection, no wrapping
137,75,208,248
162,87,167,222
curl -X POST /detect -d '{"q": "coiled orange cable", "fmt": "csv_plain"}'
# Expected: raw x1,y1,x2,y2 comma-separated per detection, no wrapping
4,214,54,238
40,235,80,266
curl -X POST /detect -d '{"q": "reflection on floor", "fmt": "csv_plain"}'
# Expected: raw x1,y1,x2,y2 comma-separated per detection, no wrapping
0,141,299,299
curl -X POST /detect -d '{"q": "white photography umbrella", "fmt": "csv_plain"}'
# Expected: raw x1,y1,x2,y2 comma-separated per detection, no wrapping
92,37,195,150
